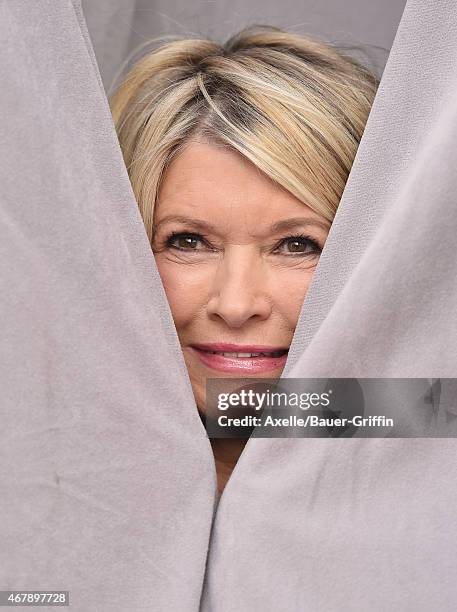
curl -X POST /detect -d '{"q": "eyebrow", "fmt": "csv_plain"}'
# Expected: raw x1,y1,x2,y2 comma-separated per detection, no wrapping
153,215,331,235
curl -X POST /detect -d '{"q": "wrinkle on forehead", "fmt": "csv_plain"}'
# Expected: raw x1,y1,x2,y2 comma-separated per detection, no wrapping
155,142,328,242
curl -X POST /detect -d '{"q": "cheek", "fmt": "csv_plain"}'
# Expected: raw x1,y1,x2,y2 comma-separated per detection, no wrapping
153,256,211,330
271,268,315,326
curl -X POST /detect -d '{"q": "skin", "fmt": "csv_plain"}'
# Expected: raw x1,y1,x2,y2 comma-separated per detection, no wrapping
151,141,330,495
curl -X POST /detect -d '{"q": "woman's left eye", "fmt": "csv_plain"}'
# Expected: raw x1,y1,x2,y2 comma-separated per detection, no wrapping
274,235,322,255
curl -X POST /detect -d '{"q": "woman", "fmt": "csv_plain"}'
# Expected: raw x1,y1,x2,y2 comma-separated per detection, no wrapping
109,26,378,495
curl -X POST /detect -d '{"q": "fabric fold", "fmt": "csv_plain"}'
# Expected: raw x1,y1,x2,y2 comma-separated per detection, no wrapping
0,2,215,610
201,0,457,609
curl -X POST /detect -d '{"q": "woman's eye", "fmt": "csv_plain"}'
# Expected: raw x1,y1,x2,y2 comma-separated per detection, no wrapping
163,232,321,256
275,236,322,255
166,232,206,251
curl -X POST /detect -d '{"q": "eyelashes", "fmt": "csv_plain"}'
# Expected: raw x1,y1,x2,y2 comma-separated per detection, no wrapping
275,234,322,256
164,232,211,252
161,231,322,257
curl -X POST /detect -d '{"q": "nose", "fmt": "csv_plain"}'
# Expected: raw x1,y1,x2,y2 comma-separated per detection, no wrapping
206,246,273,328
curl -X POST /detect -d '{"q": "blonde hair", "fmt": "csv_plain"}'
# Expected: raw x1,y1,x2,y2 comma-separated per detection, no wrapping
109,26,379,242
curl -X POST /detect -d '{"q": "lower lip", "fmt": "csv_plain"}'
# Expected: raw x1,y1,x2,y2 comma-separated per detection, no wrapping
190,347,288,373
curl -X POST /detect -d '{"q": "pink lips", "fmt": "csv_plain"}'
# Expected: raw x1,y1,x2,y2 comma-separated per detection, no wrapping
190,343,289,374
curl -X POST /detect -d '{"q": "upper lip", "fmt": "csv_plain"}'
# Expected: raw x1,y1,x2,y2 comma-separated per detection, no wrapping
191,343,289,352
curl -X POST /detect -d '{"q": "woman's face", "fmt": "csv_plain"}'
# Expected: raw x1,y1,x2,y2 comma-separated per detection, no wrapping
152,142,330,412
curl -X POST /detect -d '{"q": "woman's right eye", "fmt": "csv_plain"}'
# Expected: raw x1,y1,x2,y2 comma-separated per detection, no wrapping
166,232,206,251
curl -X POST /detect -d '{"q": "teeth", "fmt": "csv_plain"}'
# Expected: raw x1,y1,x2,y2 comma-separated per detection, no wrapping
223,352,261,357
204,350,285,358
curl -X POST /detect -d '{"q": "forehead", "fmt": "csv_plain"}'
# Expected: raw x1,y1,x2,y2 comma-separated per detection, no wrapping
155,142,323,232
